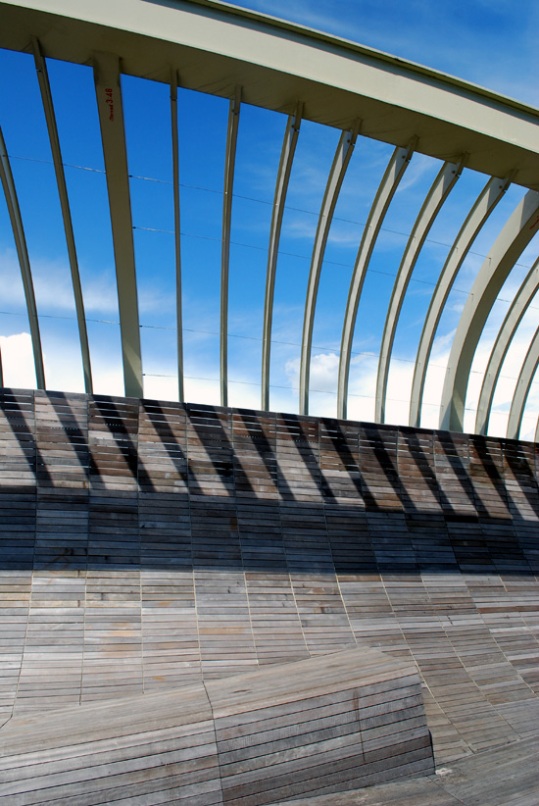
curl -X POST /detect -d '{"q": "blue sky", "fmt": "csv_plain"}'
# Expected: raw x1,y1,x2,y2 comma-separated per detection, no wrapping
0,0,538,438
230,0,539,107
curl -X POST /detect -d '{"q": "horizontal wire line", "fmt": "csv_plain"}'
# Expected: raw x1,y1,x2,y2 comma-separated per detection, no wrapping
1,305,537,375
144,371,391,401
146,367,539,407
11,151,534,274
132,225,537,300
5,153,538,395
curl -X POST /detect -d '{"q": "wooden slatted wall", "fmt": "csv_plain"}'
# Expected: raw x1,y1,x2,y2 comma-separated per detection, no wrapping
1,389,538,767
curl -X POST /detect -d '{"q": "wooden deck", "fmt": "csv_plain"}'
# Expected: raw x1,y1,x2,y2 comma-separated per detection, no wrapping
0,648,433,804
1,389,539,803
267,735,539,805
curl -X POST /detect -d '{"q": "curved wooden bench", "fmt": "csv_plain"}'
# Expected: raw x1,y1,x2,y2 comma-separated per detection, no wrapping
0,648,433,805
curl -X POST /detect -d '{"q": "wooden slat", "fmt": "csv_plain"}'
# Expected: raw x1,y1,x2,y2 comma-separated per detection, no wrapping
0,648,431,805
1,390,539,800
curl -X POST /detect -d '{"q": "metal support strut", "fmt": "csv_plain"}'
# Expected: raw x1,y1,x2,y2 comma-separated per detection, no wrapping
475,256,539,435
0,126,45,389
220,87,241,408
439,189,539,432
375,157,465,424
170,69,184,403
33,38,93,394
337,143,414,420
299,122,359,416
261,104,302,412
507,326,539,440
93,51,143,398
409,175,510,427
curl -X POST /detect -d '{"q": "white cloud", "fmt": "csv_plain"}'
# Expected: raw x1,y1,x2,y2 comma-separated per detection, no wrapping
0,248,112,316
396,154,437,194
2,318,537,442
327,219,364,249
143,374,182,403
0,329,125,396
0,332,36,388
275,290,539,436
1,0,536,436
430,328,456,360
285,351,333,395
0,247,176,321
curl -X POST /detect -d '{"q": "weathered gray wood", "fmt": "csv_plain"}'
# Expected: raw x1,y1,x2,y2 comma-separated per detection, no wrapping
1,390,539,802
0,649,430,805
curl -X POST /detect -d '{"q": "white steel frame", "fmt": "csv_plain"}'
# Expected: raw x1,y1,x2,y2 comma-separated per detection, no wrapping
1,0,539,440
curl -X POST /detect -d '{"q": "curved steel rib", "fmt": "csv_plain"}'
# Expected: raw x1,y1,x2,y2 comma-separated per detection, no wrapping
261,104,302,411
0,127,45,389
475,256,539,435
409,175,510,427
439,189,539,432
375,157,464,424
507,325,539,440
33,38,93,394
299,123,359,416
337,143,413,420
171,69,184,403
220,88,241,408
93,51,142,398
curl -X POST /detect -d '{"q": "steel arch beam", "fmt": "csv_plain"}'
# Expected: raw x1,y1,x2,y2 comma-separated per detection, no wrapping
507,325,539,440
337,143,413,420
261,104,301,412
439,189,539,432
409,175,510,427
375,157,464,424
93,51,142,398
33,37,93,394
2,0,539,188
171,69,184,403
0,0,537,439
0,126,45,389
475,256,539,435
299,123,359,415
220,88,241,409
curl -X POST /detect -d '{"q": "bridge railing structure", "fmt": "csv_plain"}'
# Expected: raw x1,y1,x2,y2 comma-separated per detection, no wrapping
0,0,538,439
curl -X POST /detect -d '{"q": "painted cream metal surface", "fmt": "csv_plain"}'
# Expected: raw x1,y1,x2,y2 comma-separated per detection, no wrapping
171,69,184,404
1,0,538,187
93,51,143,398
337,143,413,420
507,326,539,439
475,258,539,435
261,105,302,412
439,190,539,432
32,39,93,394
374,158,464,424
0,126,45,389
220,89,241,408
409,175,511,428
299,124,358,416
0,0,538,440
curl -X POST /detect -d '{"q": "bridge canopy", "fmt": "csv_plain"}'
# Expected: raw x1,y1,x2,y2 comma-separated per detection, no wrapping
0,0,538,440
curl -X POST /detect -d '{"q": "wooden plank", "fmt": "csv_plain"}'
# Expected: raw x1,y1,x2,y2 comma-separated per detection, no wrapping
0,649,431,805
2,389,539,802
